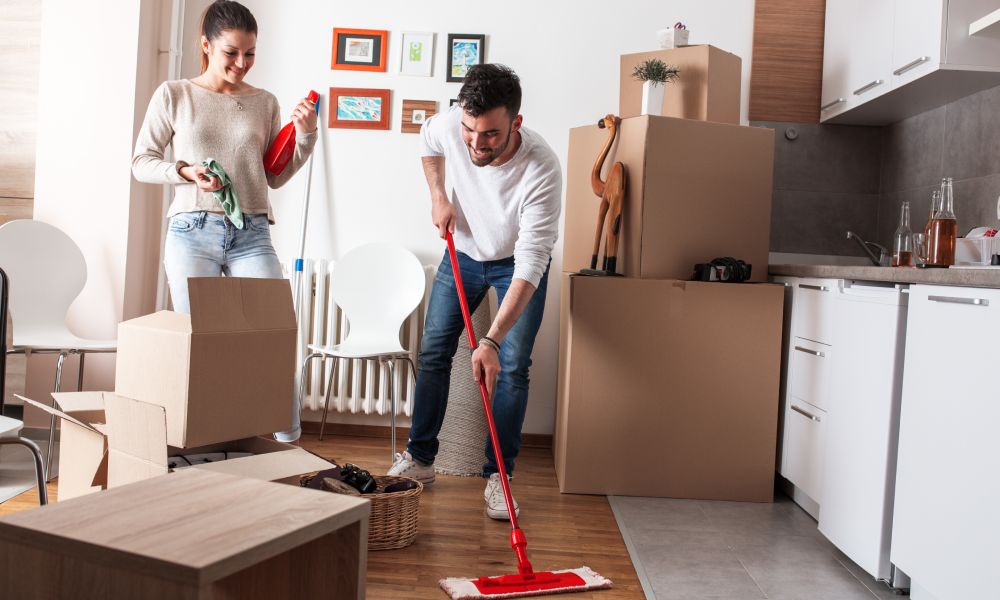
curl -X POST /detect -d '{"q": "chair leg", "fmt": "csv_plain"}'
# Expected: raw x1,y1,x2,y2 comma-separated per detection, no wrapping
45,351,69,481
295,352,322,440
319,357,339,441
385,358,397,461
77,352,86,391
0,438,49,505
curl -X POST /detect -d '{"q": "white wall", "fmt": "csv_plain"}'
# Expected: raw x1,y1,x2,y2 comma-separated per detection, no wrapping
178,0,757,434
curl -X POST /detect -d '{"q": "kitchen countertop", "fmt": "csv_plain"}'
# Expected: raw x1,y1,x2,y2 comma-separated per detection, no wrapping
769,263,1000,288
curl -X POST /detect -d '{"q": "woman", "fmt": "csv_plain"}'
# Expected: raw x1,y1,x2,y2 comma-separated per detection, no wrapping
132,0,317,316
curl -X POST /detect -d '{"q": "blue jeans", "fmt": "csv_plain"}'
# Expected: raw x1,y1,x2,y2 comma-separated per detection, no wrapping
406,250,550,477
163,212,283,314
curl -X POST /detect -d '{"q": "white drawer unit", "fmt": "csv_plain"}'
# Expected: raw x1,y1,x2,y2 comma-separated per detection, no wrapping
781,398,827,505
790,278,839,345
789,337,834,412
891,284,1000,600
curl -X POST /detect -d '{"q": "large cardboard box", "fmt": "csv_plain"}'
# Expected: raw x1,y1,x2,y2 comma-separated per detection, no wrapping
554,274,784,501
22,392,332,499
115,277,296,448
620,45,741,123
563,115,774,280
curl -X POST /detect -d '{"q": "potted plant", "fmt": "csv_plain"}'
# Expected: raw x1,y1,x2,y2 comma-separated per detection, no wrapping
632,59,680,116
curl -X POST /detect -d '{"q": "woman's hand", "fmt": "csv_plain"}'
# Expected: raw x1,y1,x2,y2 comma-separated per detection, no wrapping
292,96,318,134
179,164,222,192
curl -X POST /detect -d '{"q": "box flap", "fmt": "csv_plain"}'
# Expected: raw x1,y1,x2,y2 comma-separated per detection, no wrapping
104,394,169,474
50,391,107,414
119,310,191,333
193,445,334,481
188,277,295,333
17,395,103,434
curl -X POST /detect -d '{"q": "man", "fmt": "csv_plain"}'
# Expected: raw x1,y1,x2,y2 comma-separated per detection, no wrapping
388,64,562,521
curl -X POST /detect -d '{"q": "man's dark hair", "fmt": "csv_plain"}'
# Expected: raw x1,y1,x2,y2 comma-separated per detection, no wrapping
199,1,258,73
457,64,522,119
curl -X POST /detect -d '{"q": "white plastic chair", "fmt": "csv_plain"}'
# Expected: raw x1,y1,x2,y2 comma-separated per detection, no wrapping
0,415,48,505
0,220,117,480
298,243,426,459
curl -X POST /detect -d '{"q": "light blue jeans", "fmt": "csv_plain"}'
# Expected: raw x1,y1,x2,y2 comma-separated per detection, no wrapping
163,211,299,442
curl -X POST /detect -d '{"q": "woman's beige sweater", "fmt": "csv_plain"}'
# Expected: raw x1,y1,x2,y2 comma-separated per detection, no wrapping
132,79,317,223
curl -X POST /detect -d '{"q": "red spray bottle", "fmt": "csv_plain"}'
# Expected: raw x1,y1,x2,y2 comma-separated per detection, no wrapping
264,90,319,176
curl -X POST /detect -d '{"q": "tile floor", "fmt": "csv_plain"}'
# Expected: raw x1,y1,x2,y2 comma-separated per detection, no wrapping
610,495,907,600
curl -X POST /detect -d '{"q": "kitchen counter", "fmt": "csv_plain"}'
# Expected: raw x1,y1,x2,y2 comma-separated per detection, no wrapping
769,263,1000,288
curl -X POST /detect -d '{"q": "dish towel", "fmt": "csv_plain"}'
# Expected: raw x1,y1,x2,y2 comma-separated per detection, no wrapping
201,158,243,229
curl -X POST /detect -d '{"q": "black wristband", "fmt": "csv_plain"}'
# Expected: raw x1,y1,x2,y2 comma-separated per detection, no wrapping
479,336,501,354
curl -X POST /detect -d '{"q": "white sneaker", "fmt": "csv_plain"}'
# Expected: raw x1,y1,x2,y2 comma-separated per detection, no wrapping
387,451,435,484
484,473,519,520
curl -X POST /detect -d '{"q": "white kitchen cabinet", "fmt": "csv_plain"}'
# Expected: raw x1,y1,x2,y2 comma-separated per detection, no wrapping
891,284,1000,600
819,281,908,584
782,397,827,505
790,278,839,344
789,337,834,411
822,0,1000,125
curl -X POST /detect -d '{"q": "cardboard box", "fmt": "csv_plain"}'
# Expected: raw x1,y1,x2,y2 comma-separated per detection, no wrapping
553,274,784,501
563,115,774,280
22,392,332,499
115,277,296,448
620,45,742,123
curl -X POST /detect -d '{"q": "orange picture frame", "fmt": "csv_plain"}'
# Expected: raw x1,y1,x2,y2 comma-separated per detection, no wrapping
332,28,389,72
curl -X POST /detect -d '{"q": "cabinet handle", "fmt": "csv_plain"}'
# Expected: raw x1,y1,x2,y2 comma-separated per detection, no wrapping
791,405,822,422
794,345,826,357
798,284,829,292
893,56,930,75
821,97,846,111
928,295,990,307
853,79,884,95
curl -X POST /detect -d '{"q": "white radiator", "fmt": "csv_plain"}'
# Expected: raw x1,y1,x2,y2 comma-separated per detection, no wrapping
288,259,436,417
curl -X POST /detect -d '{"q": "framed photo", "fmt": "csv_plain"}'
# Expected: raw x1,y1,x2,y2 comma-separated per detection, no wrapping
328,87,391,130
400,31,434,77
401,99,437,134
446,33,486,82
332,28,388,72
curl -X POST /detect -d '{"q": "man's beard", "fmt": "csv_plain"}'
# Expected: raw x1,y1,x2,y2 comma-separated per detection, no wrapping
467,127,511,167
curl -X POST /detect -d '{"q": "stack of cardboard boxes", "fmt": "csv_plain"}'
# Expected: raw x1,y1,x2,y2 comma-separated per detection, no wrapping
31,277,332,501
554,45,784,502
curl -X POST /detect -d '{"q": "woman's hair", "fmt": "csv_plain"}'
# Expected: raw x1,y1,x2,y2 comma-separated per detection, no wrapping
456,64,522,119
199,0,258,73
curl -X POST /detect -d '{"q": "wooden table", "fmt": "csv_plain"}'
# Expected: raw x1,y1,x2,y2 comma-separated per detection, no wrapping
0,469,369,599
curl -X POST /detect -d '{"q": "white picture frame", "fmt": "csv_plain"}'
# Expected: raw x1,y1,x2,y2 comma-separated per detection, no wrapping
400,31,435,77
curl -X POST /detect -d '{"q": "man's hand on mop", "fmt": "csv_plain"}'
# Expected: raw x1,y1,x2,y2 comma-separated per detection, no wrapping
472,341,500,399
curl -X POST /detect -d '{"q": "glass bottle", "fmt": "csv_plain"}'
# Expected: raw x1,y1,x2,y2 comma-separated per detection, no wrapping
892,201,914,267
923,189,940,239
926,177,957,267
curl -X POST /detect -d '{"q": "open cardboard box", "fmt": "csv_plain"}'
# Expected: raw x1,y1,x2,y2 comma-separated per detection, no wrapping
21,392,332,500
114,277,297,448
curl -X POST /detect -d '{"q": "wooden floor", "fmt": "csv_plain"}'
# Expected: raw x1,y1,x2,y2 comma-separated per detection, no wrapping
0,433,643,599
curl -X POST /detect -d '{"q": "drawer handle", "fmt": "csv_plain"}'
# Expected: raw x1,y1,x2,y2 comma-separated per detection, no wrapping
853,79,884,95
792,405,822,422
821,97,846,111
798,284,829,292
794,345,826,357
928,295,990,307
893,56,930,75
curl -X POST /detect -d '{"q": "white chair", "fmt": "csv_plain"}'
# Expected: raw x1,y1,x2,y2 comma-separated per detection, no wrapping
298,243,426,459
0,415,48,505
0,220,117,480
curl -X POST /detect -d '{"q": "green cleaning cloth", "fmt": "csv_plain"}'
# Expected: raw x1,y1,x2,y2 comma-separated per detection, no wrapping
201,158,243,229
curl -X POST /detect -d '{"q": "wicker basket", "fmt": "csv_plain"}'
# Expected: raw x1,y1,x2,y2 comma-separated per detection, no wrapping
300,473,422,551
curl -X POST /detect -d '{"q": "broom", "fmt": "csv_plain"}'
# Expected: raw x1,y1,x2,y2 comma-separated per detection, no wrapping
438,231,612,599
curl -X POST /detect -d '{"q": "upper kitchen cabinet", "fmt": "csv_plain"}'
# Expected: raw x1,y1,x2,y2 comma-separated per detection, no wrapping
821,0,1000,125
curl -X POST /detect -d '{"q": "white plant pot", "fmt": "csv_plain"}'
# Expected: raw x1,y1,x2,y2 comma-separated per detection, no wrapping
641,81,665,116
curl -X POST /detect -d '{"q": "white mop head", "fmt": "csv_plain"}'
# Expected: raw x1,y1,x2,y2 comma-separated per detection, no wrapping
439,566,612,599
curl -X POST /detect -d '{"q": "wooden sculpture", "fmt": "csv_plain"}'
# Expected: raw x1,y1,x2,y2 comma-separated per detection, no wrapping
588,114,626,274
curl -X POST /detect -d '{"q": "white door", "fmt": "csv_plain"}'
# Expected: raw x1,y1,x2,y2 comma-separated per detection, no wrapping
821,0,858,119
891,0,944,89
848,0,895,105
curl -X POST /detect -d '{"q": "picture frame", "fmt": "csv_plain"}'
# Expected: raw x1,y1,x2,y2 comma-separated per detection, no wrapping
332,28,388,72
401,99,438,134
328,87,391,130
446,33,486,82
399,31,434,77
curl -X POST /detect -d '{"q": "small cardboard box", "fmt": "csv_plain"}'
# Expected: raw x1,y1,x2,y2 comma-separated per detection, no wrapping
115,277,296,448
620,44,742,123
554,274,783,501
563,115,774,280
22,392,332,499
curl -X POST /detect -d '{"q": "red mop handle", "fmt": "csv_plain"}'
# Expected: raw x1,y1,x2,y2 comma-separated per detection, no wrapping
445,232,534,577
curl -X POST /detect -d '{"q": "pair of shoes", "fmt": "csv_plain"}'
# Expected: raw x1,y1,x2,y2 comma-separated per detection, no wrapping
484,473,519,520
387,451,436,484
